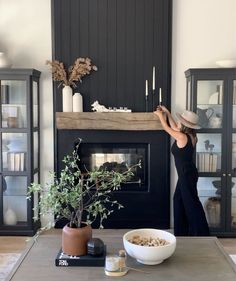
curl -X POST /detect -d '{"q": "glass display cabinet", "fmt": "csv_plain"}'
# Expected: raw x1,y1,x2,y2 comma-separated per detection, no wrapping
0,69,41,235
185,68,236,237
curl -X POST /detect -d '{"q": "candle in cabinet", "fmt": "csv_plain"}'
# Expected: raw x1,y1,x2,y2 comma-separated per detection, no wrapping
152,66,155,90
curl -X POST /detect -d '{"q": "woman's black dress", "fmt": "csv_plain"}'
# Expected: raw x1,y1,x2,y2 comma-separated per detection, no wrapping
171,134,209,236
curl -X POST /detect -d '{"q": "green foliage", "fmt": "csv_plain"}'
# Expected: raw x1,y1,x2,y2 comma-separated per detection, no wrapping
27,139,140,229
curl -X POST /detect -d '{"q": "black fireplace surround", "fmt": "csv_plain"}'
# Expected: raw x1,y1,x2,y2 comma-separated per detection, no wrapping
56,129,170,229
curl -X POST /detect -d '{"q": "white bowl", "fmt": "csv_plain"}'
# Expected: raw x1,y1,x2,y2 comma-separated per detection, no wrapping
123,229,176,265
215,59,236,68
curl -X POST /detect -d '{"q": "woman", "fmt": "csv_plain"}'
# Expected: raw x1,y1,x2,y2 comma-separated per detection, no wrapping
154,106,209,236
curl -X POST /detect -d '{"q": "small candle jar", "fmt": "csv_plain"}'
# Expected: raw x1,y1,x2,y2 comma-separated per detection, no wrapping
105,255,120,272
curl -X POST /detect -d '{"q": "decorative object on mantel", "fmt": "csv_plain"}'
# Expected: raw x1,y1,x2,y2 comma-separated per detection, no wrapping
145,79,149,112
146,66,163,111
158,88,162,106
46,58,97,112
91,100,131,112
62,85,73,112
27,139,140,256
0,52,12,68
152,67,155,111
73,92,83,112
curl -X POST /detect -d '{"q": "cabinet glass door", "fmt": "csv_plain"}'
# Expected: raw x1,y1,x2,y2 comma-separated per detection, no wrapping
232,177,236,229
232,140,236,229
2,133,27,171
3,176,28,226
197,80,223,129
233,81,236,128
1,80,27,128
197,177,222,228
196,134,221,173
196,133,222,229
33,81,38,127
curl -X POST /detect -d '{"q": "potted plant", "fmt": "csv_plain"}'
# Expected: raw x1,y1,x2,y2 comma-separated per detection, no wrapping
27,139,140,256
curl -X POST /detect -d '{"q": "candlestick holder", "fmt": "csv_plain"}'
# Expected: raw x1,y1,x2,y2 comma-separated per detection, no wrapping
152,89,155,111
145,96,149,112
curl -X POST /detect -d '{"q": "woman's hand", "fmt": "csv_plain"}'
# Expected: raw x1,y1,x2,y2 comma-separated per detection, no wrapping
154,107,163,118
158,105,169,114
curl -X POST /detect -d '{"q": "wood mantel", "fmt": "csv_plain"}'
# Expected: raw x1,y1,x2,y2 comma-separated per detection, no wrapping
56,112,162,130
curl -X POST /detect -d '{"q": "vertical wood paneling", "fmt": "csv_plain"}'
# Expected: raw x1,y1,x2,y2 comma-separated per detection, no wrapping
60,0,72,65
97,0,108,107
135,0,145,111
126,0,136,110
116,0,127,108
107,0,117,108
88,0,99,110
77,0,90,106
52,0,172,112
144,0,154,111
78,0,89,57
70,0,80,61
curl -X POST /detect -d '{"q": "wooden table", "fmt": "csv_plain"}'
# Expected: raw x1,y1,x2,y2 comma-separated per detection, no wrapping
8,229,236,281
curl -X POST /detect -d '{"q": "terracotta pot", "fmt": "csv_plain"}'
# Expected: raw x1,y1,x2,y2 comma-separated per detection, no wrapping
62,223,92,256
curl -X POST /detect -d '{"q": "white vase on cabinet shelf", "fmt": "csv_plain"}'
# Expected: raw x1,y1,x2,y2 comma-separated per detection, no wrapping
62,85,73,112
73,92,83,112
4,208,17,225
0,52,12,68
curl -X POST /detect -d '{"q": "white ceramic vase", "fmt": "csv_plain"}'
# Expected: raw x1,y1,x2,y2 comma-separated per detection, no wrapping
0,52,12,68
62,85,73,112
4,208,17,225
73,92,83,112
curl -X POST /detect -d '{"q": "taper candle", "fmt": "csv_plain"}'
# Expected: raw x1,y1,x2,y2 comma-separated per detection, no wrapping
152,66,155,90
159,88,162,103
145,80,148,96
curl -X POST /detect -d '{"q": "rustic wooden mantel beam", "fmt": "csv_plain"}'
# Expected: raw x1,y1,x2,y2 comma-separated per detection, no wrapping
56,112,162,130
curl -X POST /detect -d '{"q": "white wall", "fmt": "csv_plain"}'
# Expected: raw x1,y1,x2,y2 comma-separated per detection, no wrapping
0,0,53,225
1,0,236,227
171,0,236,225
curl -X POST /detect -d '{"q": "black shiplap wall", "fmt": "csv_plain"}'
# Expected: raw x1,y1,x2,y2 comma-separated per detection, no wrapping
52,0,172,112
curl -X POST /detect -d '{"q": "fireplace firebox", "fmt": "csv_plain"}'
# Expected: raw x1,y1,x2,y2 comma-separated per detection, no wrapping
56,129,170,229
76,143,147,191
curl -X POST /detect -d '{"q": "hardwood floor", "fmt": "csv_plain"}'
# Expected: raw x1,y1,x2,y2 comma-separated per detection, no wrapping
218,238,236,255
0,236,28,253
0,234,235,255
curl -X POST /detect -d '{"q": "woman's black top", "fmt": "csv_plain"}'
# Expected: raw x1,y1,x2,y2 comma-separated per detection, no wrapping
171,134,198,179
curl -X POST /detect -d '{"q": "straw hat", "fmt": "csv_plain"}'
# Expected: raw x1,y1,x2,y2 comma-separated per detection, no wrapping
176,110,201,129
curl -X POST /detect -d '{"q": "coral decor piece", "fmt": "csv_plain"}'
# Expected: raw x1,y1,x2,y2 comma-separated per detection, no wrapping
46,57,98,88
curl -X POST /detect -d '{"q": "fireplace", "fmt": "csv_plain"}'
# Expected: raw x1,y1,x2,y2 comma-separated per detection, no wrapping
56,128,170,229
76,143,147,191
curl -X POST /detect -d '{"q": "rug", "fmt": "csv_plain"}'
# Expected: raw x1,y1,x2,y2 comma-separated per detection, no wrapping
230,254,236,265
0,253,21,281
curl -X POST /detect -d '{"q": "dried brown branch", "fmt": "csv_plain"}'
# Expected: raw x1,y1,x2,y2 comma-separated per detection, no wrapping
46,58,97,88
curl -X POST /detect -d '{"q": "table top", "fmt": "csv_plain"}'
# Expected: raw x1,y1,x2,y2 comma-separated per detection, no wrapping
8,229,236,281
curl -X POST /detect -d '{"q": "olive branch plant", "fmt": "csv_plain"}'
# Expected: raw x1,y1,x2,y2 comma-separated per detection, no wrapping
27,139,141,230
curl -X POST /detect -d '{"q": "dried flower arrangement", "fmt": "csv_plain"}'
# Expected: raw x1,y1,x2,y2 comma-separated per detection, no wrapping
46,57,98,88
